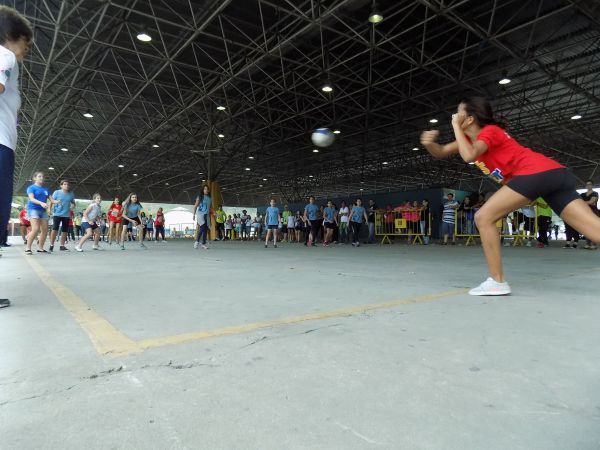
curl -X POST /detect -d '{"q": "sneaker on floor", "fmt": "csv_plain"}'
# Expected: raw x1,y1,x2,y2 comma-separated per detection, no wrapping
0,299,10,308
202,244,208,250
265,244,268,248
274,244,278,248
563,244,571,249
140,243,146,249
469,277,510,295
75,245,83,252
120,245,125,250
93,245,100,250
60,246,69,251
49,245,54,252
468,277,511,296
194,242,199,249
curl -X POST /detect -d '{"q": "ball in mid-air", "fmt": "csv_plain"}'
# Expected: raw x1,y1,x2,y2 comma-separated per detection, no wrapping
311,128,335,148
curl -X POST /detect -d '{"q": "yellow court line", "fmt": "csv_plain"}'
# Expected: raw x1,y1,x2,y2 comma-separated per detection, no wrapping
138,289,467,350
23,255,142,356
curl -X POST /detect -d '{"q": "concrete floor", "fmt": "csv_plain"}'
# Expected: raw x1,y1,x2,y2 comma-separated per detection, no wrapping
1,236,599,450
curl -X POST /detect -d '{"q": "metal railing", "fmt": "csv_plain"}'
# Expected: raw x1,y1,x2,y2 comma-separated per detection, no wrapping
375,210,432,244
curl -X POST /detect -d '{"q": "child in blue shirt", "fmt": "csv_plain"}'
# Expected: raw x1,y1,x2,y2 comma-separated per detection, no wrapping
323,200,337,247
264,198,280,248
349,199,369,247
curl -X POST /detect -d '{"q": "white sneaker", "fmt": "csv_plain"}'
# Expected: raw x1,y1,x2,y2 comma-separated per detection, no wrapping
193,242,199,249
75,245,83,252
469,277,511,296
93,245,100,250
202,244,209,250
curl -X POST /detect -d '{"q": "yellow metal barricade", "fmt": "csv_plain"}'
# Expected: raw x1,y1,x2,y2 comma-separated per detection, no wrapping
454,208,539,246
375,209,431,245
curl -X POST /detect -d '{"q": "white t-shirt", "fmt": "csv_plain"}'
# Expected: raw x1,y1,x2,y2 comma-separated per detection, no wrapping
0,45,20,150
339,206,349,223
82,204,101,223
287,215,295,228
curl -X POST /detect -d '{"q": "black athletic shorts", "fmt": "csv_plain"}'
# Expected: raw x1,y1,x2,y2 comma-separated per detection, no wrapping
52,216,70,231
324,221,335,229
267,225,278,230
506,168,579,215
281,225,288,233
122,216,141,227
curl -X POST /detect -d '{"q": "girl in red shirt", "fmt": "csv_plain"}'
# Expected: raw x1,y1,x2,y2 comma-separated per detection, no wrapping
107,196,122,245
421,96,600,296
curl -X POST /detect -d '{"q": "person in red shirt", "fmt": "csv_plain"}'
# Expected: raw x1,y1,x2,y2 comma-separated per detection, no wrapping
19,208,30,243
154,207,166,242
421,96,600,296
106,196,122,245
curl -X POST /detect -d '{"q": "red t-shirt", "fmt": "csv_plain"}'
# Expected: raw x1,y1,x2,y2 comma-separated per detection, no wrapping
470,125,563,183
155,212,164,226
108,203,122,222
19,209,30,225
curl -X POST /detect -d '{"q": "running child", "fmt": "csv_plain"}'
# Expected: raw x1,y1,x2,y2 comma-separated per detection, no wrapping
106,196,122,244
25,172,57,254
286,209,296,243
119,193,145,250
193,185,211,249
264,198,280,248
303,196,320,246
49,179,75,252
322,200,337,247
420,96,600,295
75,193,102,252
349,199,368,247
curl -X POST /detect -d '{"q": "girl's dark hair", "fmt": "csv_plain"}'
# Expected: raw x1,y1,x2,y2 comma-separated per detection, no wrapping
0,6,33,45
460,96,506,128
123,192,141,207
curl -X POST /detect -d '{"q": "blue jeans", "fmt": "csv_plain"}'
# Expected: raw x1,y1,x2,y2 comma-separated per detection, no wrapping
368,222,375,243
0,145,14,245
196,220,208,244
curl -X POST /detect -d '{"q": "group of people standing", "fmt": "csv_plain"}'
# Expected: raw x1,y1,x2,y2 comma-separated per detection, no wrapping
16,172,169,253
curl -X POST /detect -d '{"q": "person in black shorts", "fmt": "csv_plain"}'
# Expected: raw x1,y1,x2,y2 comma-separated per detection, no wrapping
49,180,76,252
421,96,600,296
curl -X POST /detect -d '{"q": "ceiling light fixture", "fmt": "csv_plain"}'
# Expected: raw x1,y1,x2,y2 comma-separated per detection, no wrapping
60,147,68,152
216,106,226,111
571,114,582,120
429,118,438,123
48,167,54,170
263,178,267,181
152,144,159,148
309,175,314,178
259,184,263,187
245,167,251,171
218,133,225,138
133,173,138,176
333,129,341,134
83,112,93,118
412,147,419,151
321,79,333,93
165,182,169,186
498,77,511,85
368,2,383,24
382,161,388,165
313,149,319,153
137,33,152,42
248,156,255,160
